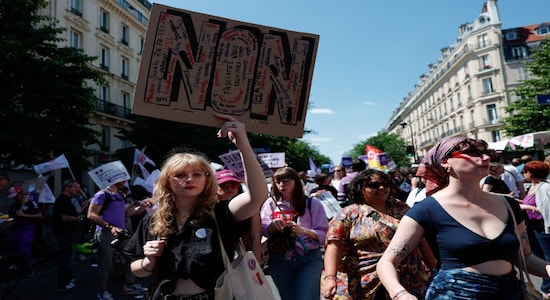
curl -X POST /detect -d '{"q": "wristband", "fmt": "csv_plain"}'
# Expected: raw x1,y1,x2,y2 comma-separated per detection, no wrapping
104,223,112,230
323,275,337,281
392,289,408,300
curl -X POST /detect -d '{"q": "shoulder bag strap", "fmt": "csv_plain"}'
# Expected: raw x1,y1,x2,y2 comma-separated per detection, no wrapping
213,214,234,273
502,197,536,288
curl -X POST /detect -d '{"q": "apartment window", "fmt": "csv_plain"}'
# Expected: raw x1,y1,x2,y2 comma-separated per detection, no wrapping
482,78,494,94
491,130,501,142
100,10,110,33
121,24,129,45
457,92,462,106
477,33,489,48
537,26,550,35
121,91,130,109
467,85,472,100
100,46,109,71
517,67,529,81
139,36,145,54
101,126,111,151
505,32,518,40
512,47,526,59
487,104,498,124
71,0,82,16
121,57,129,80
70,30,82,49
99,85,109,102
481,55,490,69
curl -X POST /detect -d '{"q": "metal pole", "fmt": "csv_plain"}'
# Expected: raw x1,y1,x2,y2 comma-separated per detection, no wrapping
409,125,417,162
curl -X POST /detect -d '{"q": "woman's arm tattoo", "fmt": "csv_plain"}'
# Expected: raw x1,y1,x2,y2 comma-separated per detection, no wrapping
390,239,411,258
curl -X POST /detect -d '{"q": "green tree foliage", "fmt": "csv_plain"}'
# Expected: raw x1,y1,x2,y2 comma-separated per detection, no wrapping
0,0,105,172
503,37,550,136
117,116,329,172
116,116,231,167
345,131,410,169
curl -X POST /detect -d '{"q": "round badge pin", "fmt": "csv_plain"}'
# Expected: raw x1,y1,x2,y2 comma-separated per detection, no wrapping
195,228,206,238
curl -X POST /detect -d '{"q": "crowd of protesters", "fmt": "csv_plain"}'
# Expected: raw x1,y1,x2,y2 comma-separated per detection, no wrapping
1,137,550,300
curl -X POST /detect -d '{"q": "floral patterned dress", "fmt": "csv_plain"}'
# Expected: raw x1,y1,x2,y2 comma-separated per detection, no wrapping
325,199,428,300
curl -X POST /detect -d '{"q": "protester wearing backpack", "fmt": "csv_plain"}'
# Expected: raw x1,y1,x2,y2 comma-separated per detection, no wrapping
53,180,82,292
87,180,147,300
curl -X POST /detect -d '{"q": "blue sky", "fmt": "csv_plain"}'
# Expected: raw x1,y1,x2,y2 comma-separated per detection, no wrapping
153,0,550,164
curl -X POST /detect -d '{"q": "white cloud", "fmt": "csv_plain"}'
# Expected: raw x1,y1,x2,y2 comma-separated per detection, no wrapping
358,132,377,140
364,102,376,106
309,108,335,114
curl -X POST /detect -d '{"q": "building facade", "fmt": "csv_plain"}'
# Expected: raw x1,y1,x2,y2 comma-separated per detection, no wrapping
42,0,151,164
386,0,549,161
40,0,152,192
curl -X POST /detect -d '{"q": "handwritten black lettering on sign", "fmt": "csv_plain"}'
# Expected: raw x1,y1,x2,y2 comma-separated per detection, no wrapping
133,4,319,138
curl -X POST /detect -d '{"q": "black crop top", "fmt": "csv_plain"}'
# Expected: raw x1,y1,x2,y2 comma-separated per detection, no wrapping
406,196,523,270
124,201,248,299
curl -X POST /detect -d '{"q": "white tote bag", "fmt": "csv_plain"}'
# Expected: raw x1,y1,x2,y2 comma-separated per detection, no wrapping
214,222,277,300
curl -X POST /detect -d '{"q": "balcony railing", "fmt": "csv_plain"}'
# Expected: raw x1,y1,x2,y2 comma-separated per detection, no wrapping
116,0,149,26
95,100,131,119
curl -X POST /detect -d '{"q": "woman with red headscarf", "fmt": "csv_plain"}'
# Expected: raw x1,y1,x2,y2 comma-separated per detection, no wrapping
377,136,550,299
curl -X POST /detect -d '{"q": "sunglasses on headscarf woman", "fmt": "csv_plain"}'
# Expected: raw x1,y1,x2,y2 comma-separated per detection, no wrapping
448,139,499,161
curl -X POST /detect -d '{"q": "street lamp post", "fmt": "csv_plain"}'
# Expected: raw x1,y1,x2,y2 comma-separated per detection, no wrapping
400,121,417,162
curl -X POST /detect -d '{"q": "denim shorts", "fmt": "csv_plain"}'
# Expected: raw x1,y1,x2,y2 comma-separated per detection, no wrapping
162,290,214,300
425,268,522,299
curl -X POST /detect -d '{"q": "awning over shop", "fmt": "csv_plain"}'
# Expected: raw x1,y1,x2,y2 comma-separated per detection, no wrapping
488,131,550,150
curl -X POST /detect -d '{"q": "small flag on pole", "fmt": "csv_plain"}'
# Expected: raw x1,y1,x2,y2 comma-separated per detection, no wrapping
133,148,156,179
33,154,70,174
308,157,319,177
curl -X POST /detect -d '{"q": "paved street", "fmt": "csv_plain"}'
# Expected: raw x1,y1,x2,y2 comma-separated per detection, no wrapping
0,252,152,300
0,248,545,300
0,250,282,300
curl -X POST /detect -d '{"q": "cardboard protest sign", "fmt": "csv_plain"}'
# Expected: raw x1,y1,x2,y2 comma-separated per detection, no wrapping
133,4,319,138
219,150,273,180
257,152,285,168
315,191,342,219
88,161,131,190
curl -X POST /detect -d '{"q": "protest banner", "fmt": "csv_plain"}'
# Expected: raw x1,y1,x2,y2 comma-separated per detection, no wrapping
88,161,131,190
341,157,352,170
132,4,319,138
